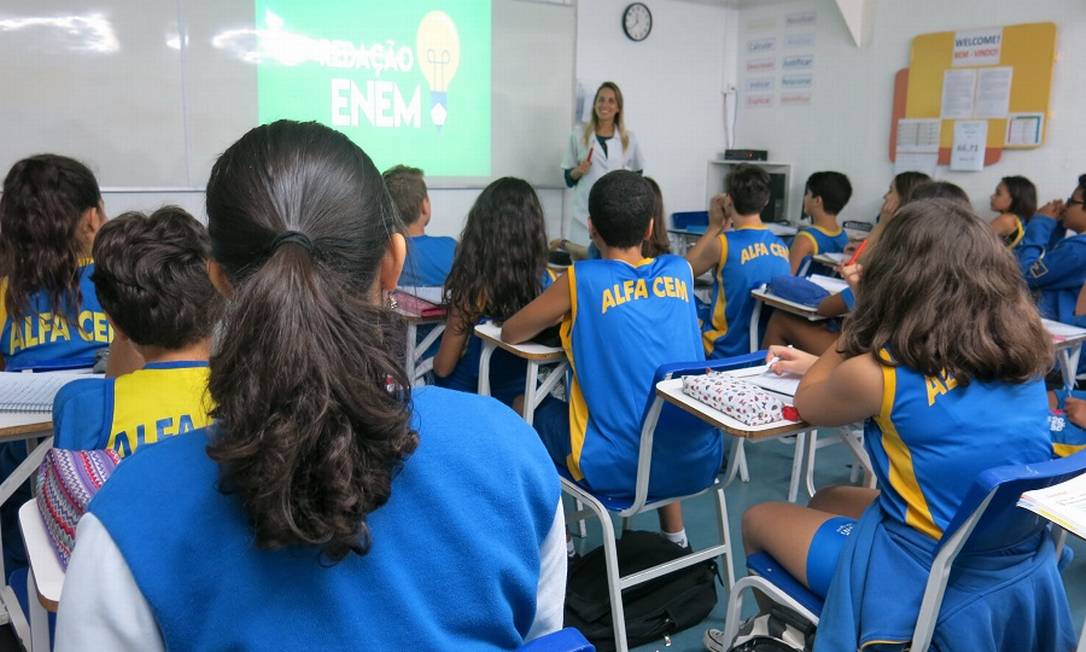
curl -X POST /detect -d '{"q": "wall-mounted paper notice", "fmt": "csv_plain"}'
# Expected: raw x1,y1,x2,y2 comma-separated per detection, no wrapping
1005,112,1044,147
974,67,1013,119
896,119,941,153
894,152,938,177
950,120,987,171
941,69,977,119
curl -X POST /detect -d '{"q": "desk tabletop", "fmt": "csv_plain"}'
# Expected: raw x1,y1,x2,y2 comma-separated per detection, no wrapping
1044,319,1086,349
473,321,566,361
0,413,51,440
19,500,62,611
656,376,809,440
813,252,848,268
751,288,827,322
669,223,799,238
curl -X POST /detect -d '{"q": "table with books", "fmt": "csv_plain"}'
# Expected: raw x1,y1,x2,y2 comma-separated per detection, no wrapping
747,275,843,353
393,287,448,387
1043,319,1086,390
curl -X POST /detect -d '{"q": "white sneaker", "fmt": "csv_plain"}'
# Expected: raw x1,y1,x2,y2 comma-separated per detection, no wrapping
703,627,726,652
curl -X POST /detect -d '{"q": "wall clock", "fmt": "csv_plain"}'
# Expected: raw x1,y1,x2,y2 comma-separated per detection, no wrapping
623,3,653,42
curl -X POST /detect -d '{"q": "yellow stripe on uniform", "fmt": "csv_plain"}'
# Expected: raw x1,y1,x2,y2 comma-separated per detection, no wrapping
796,230,820,256
873,359,942,540
701,234,730,355
1053,442,1086,458
1007,217,1025,249
560,266,588,480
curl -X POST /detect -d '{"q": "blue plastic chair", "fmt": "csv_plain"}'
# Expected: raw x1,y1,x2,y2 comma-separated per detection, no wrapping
720,451,1086,649
670,211,709,232
562,351,765,652
517,627,595,651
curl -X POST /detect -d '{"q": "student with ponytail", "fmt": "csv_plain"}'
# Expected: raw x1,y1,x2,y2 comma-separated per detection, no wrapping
55,121,565,650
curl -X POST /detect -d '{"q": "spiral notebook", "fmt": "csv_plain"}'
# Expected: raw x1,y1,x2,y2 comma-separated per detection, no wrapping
0,372,91,413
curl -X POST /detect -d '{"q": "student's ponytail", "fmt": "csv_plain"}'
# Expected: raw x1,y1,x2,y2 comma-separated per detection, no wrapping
204,120,418,561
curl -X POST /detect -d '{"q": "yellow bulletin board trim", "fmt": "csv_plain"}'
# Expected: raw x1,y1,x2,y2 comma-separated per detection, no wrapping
904,22,1057,152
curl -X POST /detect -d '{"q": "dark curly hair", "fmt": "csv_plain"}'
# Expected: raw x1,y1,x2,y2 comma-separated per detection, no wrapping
443,177,548,331
725,164,771,216
0,154,101,321
91,206,221,349
204,120,418,562
839,198,1052,384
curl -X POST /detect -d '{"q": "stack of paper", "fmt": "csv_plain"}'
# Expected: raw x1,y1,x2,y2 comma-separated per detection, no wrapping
1017,473,1086,540
0,372,89,413
808,274,848,295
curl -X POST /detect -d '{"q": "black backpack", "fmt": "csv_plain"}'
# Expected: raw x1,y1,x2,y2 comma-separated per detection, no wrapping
564,530,719,652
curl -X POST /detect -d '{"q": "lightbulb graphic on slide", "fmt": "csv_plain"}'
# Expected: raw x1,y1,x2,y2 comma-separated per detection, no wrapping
416,11,460,131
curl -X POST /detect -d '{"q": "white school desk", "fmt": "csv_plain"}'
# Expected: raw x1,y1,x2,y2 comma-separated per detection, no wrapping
19,499,60,652
473,321,567,426
748,287,828,353
1044,319,1086,390
655,366,874,502
812,252,847,269
396,309,446,387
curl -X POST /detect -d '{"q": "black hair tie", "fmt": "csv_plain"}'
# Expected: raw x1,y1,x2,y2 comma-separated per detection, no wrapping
270,230,313,252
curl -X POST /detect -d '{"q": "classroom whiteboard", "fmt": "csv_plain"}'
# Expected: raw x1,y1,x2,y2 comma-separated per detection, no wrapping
0,0,575,189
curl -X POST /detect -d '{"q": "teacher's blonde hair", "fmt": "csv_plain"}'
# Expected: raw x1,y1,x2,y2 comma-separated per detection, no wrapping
583,81,630,151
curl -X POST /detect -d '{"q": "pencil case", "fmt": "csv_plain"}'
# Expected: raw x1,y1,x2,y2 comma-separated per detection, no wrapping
767,275,829,307
34,448,122,567
681,373,786,426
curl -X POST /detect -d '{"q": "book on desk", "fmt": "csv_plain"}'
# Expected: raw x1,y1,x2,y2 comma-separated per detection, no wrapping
1018,473,1086,540
393,288,446,318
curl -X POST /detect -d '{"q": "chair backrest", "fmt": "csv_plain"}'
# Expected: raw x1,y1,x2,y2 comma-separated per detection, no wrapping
671,211,709,230
940,451,1086,555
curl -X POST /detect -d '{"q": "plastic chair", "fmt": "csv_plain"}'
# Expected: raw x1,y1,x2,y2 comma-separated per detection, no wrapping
671,211,709,231
517,627,595,651
562,353,769,652
721,452,1086,649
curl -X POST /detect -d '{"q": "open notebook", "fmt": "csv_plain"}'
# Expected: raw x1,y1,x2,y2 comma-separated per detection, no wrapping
1017,473,1086,540
0,372,92,413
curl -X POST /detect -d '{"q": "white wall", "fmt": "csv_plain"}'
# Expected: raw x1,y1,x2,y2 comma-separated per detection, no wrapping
733,0,1086,223
575,0,733,216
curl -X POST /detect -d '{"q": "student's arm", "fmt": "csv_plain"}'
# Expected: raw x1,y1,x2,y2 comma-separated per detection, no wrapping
1076,283,1086,316
989,213,1018,238
685,194,728,277
501,274,572,344
55,515,165,652
816,292,848,317
525,501,567,641
792,343,883,426
1016,201,1064,271
1022,240,1086,290
789,232,816,275
433,307,471,378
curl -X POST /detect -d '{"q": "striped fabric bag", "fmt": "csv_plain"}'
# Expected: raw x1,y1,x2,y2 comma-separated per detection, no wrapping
34,448,122,567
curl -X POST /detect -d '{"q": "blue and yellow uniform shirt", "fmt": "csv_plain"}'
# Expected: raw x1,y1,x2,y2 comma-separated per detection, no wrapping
864,351,1051,540
0,260,111,371
1017,215,1086,324
703,226,790,359
53,361,213,457
561,255,720,498
795,225,848,276
401,235,457,288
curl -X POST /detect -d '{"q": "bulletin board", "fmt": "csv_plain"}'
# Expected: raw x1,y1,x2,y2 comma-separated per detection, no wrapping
888,22,1057,168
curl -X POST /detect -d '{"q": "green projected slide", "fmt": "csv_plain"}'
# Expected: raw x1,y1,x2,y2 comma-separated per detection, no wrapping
255,1,491,176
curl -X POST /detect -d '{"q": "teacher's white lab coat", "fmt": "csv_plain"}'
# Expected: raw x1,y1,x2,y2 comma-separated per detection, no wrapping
562,125,645,244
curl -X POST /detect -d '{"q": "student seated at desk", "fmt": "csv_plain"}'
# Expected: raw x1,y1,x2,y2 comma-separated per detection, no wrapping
988,175,1036,250
504,170,716,551
1016,174,1086,326
52,207,220,457
728,199,1074,652
687,163,790,358
383,165,456,287
0,155,115,371
789,171,851,275
55,121,564,651
433,177,554,406
551,176,671,262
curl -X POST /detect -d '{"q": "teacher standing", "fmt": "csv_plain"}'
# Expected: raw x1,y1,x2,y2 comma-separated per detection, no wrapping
562,81,645,246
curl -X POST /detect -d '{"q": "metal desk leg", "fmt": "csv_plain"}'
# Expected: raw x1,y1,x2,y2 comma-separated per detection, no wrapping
786,431,808,503
1060,344,1082,390
404,321,418,385
523,362,540,426
749,300,764,354
477,342,496,396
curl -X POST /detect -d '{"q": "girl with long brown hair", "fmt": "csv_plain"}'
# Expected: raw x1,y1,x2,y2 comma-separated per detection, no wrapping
56,121,565,650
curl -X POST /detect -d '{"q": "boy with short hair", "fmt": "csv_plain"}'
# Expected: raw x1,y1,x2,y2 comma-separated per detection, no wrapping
686,163,790,358
383,165,456,287
790,171,852,275
52,206,221,457
503,170,719,551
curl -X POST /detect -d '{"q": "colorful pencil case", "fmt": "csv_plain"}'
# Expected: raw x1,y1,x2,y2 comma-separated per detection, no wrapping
682,373,786,426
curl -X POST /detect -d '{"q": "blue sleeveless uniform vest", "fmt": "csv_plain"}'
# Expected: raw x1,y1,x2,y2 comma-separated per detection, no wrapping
53,361,212,457
703,226,790,358
560,255,721,498
794,225,848,276
814,355,1072,650
89,387,559,651
0,260,111,370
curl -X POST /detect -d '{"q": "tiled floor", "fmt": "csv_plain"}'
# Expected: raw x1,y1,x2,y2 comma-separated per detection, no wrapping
563,434,1086,652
